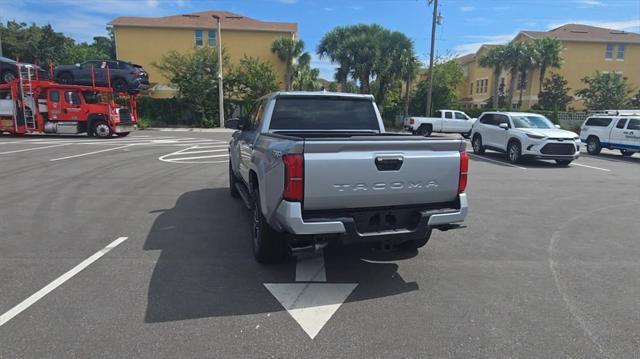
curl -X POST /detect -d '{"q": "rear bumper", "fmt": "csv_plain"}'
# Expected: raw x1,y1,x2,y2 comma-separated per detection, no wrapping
273,194,468,244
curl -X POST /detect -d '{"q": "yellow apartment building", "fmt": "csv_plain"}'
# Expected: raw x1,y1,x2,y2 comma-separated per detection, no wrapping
109,11,297,98
456,24,640,110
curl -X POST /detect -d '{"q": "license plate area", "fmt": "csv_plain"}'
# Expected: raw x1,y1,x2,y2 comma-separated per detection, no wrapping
353,208,422,233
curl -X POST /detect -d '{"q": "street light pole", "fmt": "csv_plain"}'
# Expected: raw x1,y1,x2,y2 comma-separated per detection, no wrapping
212,15,225,128
425,0,438,117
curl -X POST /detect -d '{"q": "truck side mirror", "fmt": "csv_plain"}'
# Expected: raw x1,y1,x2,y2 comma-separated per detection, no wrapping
498,122,509,130
75,63,81,67
225,118,242,129
554,124,561,129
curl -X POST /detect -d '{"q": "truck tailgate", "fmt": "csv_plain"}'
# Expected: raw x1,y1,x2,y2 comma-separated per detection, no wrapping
303,136,464,210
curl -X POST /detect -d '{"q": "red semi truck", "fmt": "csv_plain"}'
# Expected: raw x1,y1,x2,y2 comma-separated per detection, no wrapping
0,66,138,138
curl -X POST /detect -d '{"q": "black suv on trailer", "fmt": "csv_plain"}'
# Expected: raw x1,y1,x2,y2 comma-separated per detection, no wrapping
54,60,149,92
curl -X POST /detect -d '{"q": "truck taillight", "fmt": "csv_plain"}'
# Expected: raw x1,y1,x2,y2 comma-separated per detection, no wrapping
458,151,468,193
410,118,415,125
283,154,304,202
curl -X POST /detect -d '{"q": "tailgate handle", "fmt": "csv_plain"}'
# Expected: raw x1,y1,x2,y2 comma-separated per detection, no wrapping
375,155,404,171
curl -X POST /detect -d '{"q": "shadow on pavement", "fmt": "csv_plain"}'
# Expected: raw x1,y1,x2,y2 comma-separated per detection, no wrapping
470,152,576,169
144,188,419,323
582,152,639,165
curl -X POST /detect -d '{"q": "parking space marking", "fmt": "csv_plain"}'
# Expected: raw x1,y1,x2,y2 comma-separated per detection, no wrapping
162,154,227,161
467,152,527,170
572,162,611,172
174,149,227,155
0,143,70,155
0,237,128,328
49,145,132,162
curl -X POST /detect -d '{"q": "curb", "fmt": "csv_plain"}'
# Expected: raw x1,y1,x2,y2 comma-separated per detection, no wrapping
145,127,235,133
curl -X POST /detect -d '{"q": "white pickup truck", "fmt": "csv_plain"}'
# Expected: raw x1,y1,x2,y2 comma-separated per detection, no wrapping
404,110,476,137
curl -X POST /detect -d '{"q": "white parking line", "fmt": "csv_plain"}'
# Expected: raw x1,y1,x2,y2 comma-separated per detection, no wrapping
467,152,527,170
49,145,132,162
0,236,128,327
572,163,611,172
0,143,70,155
167,149,227,155
165,154,228,161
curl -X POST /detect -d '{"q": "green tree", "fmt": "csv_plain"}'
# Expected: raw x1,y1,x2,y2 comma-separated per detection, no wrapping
628,90,640,108
516,42,537,107
399,50,420,117
318,24,389,94
271,37,304,91
575,71,634,110
478,45,507,109
292,52,321,91
153,47,228,127
502,42,533,109
532,37,562,94
410,60,463,115
538,73,572,111
374,31,416,109
227,56,278,110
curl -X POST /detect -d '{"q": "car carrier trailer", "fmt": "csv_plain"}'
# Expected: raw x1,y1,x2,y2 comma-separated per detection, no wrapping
0,64,138,138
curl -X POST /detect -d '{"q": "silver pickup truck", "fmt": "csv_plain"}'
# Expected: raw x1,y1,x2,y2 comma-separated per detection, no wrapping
226,92,469,263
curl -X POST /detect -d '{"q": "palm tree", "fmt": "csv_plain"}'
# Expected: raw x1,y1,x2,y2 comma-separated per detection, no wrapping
373,30,415,108
398,50,419,117
517,42,537,107
503,42,530,109
478,45,507,108
271,37,304,91
317,27,351,90
533,37,563,94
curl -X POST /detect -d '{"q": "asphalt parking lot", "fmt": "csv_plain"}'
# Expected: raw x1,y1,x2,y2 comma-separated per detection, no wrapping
1,131,639,358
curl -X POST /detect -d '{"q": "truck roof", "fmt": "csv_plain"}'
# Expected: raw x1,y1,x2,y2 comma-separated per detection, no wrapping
271,91,374,100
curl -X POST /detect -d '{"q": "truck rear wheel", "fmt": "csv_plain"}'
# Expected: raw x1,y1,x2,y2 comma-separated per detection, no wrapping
620,150,634,157
417,124,432,136
229,163,240,198
586,136,601,155
93,121,112,139
398,229,432,250
252,188,286,263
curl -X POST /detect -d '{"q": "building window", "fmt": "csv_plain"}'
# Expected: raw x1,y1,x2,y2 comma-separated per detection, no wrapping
195,30,203,47
605,43,613,59
476,80,480,94
482,79,488,93
469,82,473,95
616,44,625,60
208,31,217,47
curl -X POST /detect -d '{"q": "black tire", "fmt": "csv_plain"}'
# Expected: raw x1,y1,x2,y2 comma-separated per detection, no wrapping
472,134,485,154
417,124,432,136
93,120,113,138
507,140,522,163
1,70,16,83
116,132,130,137
398,229,432,250
112,78,127,92
229,163,240,198
556,159,573,166
620,149,634,157
57,72,73,84
586,136,601,155
251,188,286,263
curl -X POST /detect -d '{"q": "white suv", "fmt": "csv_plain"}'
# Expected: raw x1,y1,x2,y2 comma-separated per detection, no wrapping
580,111,640,157
470,112,580,166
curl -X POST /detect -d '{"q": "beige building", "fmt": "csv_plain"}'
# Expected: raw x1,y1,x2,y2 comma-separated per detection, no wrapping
456,24,640,110
109,11,297,98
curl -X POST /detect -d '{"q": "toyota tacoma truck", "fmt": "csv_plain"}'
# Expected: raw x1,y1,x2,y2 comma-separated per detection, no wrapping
226,92,469,263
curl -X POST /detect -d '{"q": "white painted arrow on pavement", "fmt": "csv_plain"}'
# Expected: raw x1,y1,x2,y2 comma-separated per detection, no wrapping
264,251,358,339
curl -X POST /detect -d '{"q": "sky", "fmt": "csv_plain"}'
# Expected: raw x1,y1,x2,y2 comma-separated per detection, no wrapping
1,0,639,80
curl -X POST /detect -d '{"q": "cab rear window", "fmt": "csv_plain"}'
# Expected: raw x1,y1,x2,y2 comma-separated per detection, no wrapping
269,97,379,131
584,118,612,127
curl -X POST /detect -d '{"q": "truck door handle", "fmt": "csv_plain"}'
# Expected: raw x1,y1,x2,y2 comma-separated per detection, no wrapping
375,155,404,171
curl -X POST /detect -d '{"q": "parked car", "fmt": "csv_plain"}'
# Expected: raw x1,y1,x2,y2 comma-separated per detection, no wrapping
470,111,580,165
580,110,640,157
0,56,49,83
403,109,476,137
226,91,469,263
54,60,149,92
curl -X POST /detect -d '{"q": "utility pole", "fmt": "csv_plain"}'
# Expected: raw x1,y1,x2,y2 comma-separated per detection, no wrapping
425,0,439,117
211,14,242,128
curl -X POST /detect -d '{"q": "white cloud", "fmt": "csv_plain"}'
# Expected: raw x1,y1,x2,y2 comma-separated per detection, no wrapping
573,0,606,7
279,0,298,3
547,18,640,32
324,7,334,11
452,33,517,55
350,6,363,10
460,6,475,12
